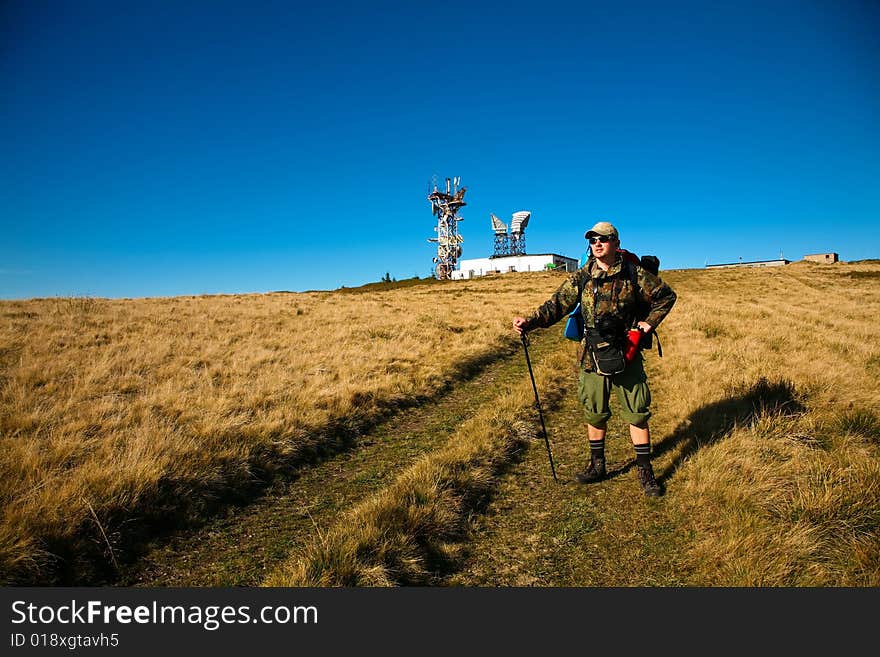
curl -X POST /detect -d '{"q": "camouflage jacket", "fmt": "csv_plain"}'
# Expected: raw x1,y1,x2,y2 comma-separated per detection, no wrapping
523,254,677,370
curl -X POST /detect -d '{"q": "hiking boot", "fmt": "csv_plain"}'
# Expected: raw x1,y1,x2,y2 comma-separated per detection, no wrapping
637,463,664,497
574,455,606,484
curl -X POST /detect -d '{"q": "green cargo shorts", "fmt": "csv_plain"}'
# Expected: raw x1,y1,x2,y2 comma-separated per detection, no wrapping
577,354,652,428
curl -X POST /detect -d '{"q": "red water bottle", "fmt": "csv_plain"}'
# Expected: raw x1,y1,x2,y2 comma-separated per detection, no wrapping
624,328,642,362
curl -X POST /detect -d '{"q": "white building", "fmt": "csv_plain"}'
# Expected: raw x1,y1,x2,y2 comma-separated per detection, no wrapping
451,253,579,280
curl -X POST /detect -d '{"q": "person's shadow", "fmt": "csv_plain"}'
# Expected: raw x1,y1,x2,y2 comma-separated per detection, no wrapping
606,377,805,483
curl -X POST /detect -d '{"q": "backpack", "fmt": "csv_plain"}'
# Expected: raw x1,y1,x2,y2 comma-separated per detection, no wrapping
638,254,660,276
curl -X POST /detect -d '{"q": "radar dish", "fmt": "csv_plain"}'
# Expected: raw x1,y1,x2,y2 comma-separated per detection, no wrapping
511,210,531,234
490,213,508,233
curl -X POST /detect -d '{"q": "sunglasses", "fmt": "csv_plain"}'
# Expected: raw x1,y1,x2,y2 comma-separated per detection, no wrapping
588,235,613,244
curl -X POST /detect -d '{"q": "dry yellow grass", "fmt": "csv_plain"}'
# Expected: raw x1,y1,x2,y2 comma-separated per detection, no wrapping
654,261,880,585
0,274,564,584
263,344,573,586
266,260,880,586
4,261,879,586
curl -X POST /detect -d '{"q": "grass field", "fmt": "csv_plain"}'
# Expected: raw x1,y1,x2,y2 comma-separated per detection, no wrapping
2,262,878,585
0,274,562,584
658,262,880,584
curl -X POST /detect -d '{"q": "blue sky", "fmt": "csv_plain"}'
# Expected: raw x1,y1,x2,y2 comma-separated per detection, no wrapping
2,0,878,299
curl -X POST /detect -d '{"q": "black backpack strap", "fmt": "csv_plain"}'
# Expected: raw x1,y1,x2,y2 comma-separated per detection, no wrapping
626,258,639,291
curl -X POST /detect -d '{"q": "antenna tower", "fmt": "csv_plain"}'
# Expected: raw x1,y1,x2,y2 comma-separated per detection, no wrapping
427,176,466,279
509,210,530,255
490,213,509,257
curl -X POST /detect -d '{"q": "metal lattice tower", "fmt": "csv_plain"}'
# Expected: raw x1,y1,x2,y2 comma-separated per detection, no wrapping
427,176,466,279
490,213,510,257
509,210,530,255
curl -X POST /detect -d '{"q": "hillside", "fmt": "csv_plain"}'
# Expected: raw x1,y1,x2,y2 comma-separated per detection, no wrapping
0,273,562,584
1,262,878,585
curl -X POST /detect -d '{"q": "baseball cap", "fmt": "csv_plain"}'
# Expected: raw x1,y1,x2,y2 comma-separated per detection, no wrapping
584,221,619,240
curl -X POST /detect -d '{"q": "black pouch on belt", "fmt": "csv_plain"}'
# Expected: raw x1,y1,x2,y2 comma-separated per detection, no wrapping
584,327,626,376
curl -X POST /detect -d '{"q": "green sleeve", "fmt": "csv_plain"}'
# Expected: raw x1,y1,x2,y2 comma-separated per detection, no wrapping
523,270,587,331
636,268,677,329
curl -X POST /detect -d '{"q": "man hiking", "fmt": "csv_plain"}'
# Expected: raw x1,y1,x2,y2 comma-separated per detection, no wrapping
512,221,677,496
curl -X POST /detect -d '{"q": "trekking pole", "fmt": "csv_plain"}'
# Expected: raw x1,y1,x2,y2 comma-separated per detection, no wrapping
520,332,557,482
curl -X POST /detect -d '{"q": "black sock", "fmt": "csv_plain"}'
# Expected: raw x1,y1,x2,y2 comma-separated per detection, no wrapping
589,438,605,459
634,442,651,468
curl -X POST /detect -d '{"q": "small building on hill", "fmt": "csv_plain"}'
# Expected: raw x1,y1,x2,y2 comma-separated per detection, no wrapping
706,258,790,269
803,252,839,264
452,253,578,280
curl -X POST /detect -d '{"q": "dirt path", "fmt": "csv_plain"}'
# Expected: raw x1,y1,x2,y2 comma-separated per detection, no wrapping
117,333,563,587
117,333,697,588
444,354,696,586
